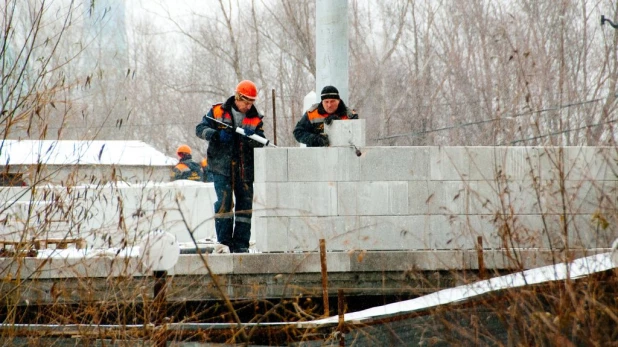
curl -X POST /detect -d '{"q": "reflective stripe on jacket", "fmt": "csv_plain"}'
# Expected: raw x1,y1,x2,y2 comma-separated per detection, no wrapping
171,158,203,181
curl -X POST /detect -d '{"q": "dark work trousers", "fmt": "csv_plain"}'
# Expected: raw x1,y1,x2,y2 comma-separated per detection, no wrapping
212,164,253,253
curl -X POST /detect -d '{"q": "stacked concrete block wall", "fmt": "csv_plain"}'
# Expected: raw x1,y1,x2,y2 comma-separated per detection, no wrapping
253,121,618,252
0,181,217,248
8,164,172,186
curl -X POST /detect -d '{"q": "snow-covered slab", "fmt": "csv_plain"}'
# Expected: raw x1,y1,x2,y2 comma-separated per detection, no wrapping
0,140,175,166
305,252,615,326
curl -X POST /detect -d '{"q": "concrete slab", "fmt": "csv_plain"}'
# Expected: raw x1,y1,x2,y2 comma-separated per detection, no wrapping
231,252,351,274
174,253,234,274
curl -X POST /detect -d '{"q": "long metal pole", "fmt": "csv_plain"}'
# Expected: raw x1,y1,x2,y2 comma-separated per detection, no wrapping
271,89,277,146
319,239,329,317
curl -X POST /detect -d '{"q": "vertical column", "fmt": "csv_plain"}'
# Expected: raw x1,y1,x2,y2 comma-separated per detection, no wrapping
316,0,349,103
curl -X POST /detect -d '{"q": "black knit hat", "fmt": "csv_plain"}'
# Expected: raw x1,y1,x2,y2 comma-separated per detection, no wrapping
320,85,340,100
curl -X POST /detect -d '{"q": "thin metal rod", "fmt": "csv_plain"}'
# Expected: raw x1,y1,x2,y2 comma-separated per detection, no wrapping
477,236,486,279
338,289,346,346
272,88,277,146
319,239,329,317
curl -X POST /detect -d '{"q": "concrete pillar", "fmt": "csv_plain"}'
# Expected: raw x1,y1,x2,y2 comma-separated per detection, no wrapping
316,0,349,104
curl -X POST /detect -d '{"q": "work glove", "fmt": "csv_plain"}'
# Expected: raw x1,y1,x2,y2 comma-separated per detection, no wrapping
217,129,233,143
242,125,255,137
324,114,340,125
314,133,330,147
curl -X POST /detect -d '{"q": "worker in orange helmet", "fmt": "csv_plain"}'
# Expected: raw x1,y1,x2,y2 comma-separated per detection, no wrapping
195,80,265,253
171,144,203,182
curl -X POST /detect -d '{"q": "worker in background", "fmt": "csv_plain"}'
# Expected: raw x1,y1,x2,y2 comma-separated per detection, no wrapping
195,80,265,253
293,85,359,147
171,144,203,181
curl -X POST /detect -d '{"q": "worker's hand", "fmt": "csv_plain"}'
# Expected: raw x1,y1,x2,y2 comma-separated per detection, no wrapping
218,129,233,143
324,115,340,125
315,133,330,147
242,125,256,137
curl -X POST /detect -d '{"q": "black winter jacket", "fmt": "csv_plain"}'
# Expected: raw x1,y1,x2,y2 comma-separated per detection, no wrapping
195,96,265,181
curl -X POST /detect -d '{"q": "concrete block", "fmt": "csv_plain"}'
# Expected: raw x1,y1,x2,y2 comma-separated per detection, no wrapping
0,187,32,202
287,147,360,182
468,147,504,181
254,148,288,183
252,182,337,217
503,147,537,180
505,214,561,249
566,146,618,181
338,181,409,216
570,214,618,249
502,147,564,181
254,216,289,252
429,215,478,250
409,180,466,215
430,147,470,180
468,214,502,248
426,181,466,215
357,215,431,250
535,147,565,180
408,181,430,215
564,180,616,214
494,180,544,215
360,147,430,181
469,179,561,215
467,181,500,215
324,119,365,147
468,147,563,181
287,216,359,251
428,215,502,250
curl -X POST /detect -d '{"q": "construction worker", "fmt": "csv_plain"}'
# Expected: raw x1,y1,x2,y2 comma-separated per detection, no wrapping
293,85,359,147
195,80,265,253
171,144,203,181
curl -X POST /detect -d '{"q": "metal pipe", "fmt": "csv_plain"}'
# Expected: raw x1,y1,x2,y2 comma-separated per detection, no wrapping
319,238,329,317
271,88,277,146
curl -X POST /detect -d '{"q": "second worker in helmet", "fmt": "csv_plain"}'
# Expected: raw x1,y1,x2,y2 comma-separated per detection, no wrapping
195,80,265,253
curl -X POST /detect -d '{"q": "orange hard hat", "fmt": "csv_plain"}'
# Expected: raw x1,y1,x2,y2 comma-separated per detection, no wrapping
236,80,258,100
177,144,191,156
200,158,207,167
